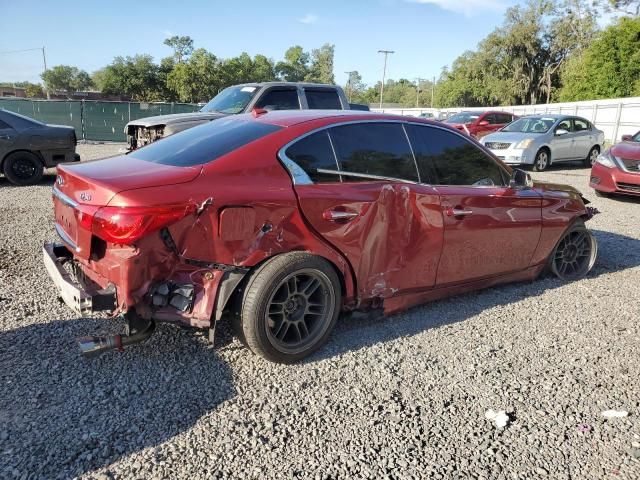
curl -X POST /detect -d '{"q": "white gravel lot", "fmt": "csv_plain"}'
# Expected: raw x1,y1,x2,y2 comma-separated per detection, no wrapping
0,143,639,479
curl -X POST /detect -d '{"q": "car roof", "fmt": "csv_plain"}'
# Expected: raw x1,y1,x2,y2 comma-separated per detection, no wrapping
520,114,575,120
233,81,340,89
236,109,441,128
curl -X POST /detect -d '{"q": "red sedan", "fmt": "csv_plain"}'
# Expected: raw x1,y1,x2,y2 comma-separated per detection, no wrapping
590,131,640,197
445,111,517,138
44,111,598,363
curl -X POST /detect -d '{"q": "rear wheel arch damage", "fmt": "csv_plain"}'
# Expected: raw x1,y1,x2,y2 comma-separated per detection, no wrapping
229,251,344,363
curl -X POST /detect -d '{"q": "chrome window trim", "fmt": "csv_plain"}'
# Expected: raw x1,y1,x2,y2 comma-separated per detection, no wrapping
277,118,509,188
316,168,417,184
53,186,78,208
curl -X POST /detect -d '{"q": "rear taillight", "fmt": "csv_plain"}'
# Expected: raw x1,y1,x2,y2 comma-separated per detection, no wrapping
90,204,195,245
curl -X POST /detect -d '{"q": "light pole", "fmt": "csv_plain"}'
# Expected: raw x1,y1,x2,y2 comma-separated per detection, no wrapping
415,77,426,108
377,50,394,109
344,71,356,102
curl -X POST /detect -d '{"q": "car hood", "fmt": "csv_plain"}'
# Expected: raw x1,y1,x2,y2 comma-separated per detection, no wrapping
611,141,640,160
482,131,541,144
126,111,228,128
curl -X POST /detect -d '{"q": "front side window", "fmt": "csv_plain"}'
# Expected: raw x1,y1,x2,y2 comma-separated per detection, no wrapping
284,131,339,183
305,89,342,109
497,114,513,124
556,119,572,132
329,123,419,182
129,118,282,166
446,112,480,124
406,124,505,187
484,114,498,125
255,89,300,110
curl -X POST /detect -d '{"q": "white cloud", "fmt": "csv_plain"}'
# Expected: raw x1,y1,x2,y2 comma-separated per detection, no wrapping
407,0,507,16
298,13,318,24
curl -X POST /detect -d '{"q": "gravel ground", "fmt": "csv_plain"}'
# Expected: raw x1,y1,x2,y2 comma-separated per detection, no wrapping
1,143,639,479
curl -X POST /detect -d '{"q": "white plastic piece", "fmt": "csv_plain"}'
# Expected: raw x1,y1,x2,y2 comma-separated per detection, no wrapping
601,410,629,418
485,409,510,428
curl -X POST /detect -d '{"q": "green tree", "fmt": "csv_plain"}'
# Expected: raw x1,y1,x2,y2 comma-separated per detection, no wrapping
163,35,194,63
24,82,44,98
344,71,366,102
559,16,640,100
41,65,93,96
167,48,221,102
305,43,335,84
275,46,310,82
100,55,161,101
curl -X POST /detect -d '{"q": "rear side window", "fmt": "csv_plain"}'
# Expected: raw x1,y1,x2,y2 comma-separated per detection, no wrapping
406,124,505,187
330,123,419,182
484,114,498,124
254,89,300,110
305,89,342,109
284,131,339,183
129,118,282,166
573,118,590,131
496,113,512,124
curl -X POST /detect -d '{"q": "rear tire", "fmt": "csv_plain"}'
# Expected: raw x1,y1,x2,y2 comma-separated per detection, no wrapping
549,220,597,281
236,253,341,363
533,149,550,172
3,151,44,186
585,146,600,167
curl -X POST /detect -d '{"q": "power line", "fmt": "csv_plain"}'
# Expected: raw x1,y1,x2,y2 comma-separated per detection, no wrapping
0,48,44,55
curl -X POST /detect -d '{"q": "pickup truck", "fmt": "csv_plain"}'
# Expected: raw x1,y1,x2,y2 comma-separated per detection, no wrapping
125,82,368,149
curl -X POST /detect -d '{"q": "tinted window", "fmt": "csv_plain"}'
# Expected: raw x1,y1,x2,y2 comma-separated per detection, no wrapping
255,89,300,110
573,118,590,131
305,89,342,109
330,123,419,182
406,125,505,187
129,118,282,166
284,131,339,183
0,119,12,129
497,113,513,124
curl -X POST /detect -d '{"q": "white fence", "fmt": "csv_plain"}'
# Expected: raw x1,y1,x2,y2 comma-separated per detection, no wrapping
373,97,640,144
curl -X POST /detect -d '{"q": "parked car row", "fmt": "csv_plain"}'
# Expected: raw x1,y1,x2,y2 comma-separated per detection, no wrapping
44,110,599,363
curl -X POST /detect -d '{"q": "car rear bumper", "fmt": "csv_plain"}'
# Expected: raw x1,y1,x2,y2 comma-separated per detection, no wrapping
590,163,640,196
43,243,116,315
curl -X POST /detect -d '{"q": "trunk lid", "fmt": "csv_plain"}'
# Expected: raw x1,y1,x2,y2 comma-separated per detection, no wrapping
53,155,201,258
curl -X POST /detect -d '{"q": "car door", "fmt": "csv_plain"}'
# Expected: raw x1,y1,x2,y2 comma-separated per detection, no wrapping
281,121,444,300
571,118,593,159
406,124,542,286
551,118,573,161
0,118,17,158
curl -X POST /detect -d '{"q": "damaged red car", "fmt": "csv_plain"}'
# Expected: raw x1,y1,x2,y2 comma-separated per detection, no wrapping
590,130,640,197
44,111,598,363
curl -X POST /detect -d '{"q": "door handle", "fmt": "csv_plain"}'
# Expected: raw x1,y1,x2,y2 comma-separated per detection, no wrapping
445,207,473,217
323,209,359,222
0,135,11,140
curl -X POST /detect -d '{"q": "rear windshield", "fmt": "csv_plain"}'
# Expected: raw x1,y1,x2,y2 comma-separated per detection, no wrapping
129,117,282,166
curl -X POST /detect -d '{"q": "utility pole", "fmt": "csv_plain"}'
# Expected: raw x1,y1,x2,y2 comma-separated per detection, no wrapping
42,46,50,99
344,71,357,102
415,77,426,108
431,75,436,108
377,50,394,109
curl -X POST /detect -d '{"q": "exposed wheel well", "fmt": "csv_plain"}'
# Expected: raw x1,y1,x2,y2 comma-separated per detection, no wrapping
218,251,347,322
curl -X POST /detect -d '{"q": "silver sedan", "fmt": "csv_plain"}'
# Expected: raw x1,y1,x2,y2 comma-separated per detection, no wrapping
480,114,604,171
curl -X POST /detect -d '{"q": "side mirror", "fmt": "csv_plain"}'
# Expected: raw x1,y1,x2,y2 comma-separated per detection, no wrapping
509,168,533,189
555,128,569,136
621,134,632,142
478,120,489,126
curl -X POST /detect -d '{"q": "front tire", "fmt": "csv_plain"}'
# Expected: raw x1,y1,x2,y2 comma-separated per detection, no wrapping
237,253,342,363
533,149,550,172
549,220,597,280
3,151,44,186
585,146,600,167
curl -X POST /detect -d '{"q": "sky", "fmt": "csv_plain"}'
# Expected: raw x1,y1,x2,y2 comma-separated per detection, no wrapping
0,0,523,87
